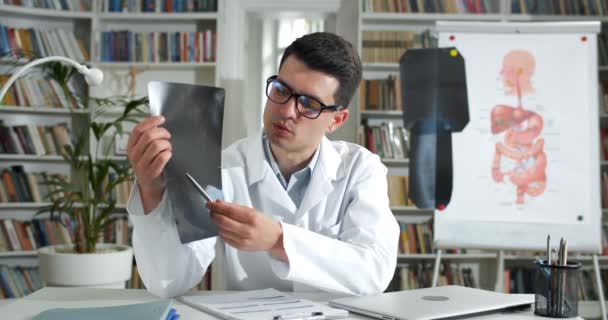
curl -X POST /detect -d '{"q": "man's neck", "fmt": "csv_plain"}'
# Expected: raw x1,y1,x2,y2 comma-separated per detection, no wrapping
269,143,318,180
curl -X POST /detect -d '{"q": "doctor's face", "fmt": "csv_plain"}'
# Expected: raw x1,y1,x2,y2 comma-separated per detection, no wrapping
263,55,348,155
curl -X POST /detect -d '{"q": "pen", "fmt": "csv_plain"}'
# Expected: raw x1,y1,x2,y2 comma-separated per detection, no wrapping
273,312,325,320
185,172,213,202
546,234,550,263
558,238,563,266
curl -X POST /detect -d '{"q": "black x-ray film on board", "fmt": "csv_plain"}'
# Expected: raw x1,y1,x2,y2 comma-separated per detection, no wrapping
400,47,469,210
148,81,224,243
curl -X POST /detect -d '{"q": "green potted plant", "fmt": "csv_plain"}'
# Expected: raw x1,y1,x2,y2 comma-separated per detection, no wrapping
35,62,147,288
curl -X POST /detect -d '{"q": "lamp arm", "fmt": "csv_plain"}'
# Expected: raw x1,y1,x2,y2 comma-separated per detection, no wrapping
0,56,90,104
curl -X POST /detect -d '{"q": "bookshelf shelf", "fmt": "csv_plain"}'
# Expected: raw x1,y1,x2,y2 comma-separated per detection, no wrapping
505,14,608,22
0,203,129,210
398,253,608,262
504,255,608,262
361,110,403,118
0,4,93,19
98,155,128,161
391,206,432,214
381,158,409,166
398,253,497,260
0,0,220,293
362,62,399,71
98,12,218,21
0,106,88,116
0,250,38,257
0,154,66,162
360,13,506,24
0,203,51,209
600,65,608,72
96,62,216,69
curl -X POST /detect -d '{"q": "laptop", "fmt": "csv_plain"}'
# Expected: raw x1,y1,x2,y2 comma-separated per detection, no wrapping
328,286,534,320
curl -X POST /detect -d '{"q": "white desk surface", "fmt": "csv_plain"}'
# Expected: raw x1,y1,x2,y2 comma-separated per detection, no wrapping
0,287,583,320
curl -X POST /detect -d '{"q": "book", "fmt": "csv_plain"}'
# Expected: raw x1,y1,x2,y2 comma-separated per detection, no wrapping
32,299,176,320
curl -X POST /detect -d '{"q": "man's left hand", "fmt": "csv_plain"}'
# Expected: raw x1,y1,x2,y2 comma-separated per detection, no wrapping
207,200,287,261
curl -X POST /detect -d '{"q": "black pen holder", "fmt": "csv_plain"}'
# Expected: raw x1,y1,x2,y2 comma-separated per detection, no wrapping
533,260,581,318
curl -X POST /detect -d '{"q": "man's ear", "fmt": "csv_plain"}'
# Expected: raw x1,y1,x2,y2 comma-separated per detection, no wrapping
326,109,349,134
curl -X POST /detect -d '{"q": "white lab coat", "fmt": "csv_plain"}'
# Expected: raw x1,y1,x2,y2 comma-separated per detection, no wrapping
127,131,399,298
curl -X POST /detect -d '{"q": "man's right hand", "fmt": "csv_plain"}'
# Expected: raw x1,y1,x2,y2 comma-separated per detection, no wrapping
128,116,172,214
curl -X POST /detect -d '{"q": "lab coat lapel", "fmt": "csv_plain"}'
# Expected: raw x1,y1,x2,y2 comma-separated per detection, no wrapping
296,136,343,217
244,131,296,214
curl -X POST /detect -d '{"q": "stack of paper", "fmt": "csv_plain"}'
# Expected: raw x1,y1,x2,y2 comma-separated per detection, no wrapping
179,289,348,320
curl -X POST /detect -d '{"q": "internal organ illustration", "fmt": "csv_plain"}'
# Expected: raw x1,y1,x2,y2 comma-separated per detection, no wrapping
490,50,547,204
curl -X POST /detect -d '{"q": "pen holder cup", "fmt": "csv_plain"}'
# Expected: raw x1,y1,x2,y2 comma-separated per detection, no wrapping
533,260,581,318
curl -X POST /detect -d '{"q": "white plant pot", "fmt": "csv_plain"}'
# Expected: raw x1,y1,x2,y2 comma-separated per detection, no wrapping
38,244,133,288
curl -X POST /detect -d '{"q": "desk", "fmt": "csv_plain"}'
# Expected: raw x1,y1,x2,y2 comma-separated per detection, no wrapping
0,287,583,320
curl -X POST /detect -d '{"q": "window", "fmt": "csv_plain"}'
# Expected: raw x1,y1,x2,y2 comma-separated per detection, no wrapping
261,17,325,114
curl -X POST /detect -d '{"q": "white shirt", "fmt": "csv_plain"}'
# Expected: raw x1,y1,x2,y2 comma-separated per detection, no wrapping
128,131,399,298
262,134,319,208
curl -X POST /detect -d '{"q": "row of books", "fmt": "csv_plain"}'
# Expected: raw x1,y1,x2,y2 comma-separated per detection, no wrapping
359,121,409,159
399,221,433,254
386,263,476,292
0,217,131,252
1,0,91,11
362,0,608,15
105,0,217,12
0,218,72,252
101,173,133,205
599,79,608,114
598,34,608,67
361,0,500,14
360,75,402,111
0,166,68,203
601,171,608,209
128,263,211,290
100,30,216,63
388,176,414,207
601,223,608,255
0,265,41,299
101,217,130,245
503,267,608,302
579,268,608,301
361,30,434,64
511,0,606,15
503,267,533,294
0,74,81,109
0,122,72,156
0,25,89,62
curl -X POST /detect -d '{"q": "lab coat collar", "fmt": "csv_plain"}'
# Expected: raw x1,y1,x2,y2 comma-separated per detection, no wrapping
244,131,344,186
296,135,345,216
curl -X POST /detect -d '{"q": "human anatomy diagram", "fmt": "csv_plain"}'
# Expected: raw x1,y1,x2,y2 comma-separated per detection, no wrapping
490,50,547,204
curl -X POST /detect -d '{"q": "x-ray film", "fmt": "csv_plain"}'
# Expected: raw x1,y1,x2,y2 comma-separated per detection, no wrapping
400,47,469,210
148,81,225,243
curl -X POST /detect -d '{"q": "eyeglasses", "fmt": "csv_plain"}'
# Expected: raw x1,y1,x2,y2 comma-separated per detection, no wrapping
265,75,343,119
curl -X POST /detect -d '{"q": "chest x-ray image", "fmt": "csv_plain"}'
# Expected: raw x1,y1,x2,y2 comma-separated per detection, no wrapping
148,81,225,243
400,47,469,210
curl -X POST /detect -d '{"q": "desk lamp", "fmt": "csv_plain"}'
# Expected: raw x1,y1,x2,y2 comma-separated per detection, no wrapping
0,56,103,103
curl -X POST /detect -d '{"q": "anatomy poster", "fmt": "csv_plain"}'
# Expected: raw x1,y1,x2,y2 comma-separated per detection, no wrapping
436,32,599,225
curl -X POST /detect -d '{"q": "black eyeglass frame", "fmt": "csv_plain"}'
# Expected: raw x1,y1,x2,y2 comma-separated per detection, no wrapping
265,75,343,119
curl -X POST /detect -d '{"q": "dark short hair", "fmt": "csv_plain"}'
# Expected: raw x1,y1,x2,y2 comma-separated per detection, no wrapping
279,32,362,108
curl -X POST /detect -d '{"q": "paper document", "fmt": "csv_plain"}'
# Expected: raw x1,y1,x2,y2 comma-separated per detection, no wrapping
179,289,349,320
148,81,225,243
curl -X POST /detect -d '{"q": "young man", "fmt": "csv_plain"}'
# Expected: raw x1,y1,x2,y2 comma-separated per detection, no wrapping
127,32,399,298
